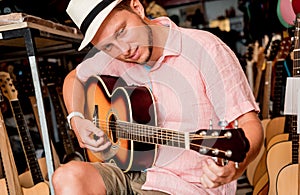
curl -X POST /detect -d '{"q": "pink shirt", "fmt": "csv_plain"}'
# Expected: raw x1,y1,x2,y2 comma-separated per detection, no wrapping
76,17,259,194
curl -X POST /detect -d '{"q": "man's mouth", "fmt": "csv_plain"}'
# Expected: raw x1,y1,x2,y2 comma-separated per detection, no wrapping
127,47,139,61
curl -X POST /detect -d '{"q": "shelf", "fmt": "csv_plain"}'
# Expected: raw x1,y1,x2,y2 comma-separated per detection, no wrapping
0,13,84,195
0,13,83,62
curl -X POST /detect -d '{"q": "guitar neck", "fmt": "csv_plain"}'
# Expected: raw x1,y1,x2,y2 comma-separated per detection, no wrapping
261,60,274,119
272,59,285,117
47,83,75,156
117,120,188,149
289,115,299,164
0,111,23,195
254,68,263,100
291,16,300,165
10,100,44,185
113,120,248,163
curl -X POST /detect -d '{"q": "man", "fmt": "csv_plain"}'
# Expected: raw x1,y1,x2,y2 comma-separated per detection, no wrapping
52,0,263,194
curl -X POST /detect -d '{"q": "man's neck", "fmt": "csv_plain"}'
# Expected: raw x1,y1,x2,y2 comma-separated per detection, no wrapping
146,21,169,66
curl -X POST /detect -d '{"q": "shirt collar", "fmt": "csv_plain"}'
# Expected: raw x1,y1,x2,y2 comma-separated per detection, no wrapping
152,17,182,58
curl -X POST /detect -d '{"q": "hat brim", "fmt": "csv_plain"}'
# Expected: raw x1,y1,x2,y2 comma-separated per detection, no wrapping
78,0,122,51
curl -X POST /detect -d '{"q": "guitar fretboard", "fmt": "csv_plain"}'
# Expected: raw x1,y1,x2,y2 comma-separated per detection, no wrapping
291,18,300,164
272,60,286,117
10,100,44,184
47,83,75,156
117,120,187,148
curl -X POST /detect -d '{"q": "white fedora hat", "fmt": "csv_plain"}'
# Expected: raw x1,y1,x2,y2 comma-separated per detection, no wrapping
67,0,123,51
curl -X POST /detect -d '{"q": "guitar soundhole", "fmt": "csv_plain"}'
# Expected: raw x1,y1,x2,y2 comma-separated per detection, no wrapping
109,114,118,144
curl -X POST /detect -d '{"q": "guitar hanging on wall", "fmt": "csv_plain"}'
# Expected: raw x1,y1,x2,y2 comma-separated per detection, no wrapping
271,36,292,118
277,0,295,28
245,41,259,91
0,101,49,195
0,71,49,192
261,34,282,119
276,13,300,195
39,60,86,163
46,83,86,163
84,75,250,172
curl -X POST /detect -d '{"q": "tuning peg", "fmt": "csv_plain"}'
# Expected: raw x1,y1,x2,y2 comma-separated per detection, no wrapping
212,157,229,166
218,120,228,130
234,120,239,129
209,119,213,130
235,162,239,169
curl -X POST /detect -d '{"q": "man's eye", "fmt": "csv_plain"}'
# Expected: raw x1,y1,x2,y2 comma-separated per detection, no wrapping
103,43,113,51
116,28,125,38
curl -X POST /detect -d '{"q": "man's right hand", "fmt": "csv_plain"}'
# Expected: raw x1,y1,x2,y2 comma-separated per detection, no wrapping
71,117,112,152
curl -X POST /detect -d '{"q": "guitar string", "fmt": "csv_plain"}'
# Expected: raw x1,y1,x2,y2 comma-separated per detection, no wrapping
117,121,229,154
93,119,229,140
92,119,231,155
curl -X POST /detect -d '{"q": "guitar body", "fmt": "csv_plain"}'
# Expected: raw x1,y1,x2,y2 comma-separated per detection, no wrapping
85,75,157,172
277,0,295,27
252,117,285,186
0,158,49,195
252,173,268,195
83,75,250,171
0,179,49,195
0,178,8,195
22,182,49,195
252,141,291,195
265,116,286,144
246,118,270,186
266,141,292,195
293,0,300,14
277,164,299,195
266,133,289,149
19,158,48,188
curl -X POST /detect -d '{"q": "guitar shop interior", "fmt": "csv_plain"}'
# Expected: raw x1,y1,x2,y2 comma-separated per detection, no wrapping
0,0,297,194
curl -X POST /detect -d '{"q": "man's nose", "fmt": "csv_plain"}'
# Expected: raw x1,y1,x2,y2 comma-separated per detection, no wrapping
115,40,130,55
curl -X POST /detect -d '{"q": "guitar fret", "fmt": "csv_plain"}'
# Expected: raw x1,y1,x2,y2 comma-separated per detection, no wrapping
10,100,44,184
117,121,187,148
273,60,284,115
47,84,78,157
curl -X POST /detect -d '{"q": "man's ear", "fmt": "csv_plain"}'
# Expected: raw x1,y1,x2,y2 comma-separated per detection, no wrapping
130,0,146,18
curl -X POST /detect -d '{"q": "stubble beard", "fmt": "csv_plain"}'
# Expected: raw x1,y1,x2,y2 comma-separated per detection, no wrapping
138,22,153,65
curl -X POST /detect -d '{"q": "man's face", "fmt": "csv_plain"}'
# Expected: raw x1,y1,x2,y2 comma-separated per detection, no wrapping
91,9,153,64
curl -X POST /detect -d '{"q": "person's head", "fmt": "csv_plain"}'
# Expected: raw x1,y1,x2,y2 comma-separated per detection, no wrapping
67,0,164,65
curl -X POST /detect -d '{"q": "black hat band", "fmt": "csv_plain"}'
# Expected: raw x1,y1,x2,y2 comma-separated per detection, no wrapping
80,0,116,35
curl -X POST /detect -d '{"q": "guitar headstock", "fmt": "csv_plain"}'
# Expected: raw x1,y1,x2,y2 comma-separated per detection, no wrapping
190,128,250,162
276,37,292,60
0,72,18,101
265,34,282,61
245,41,259,64
255,46,266,71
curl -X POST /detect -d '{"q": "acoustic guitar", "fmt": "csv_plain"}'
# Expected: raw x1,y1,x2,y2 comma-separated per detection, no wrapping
251,117,286,194
277,0,295,28
46,83,86,163
245,41,259,91
261,34,281,119
39,61,86,163
0,97,48,195
271,36,292,118
276,14,300,195
0,72,49,193
84,75,250,172
254,35,269,101
246,118,270,186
